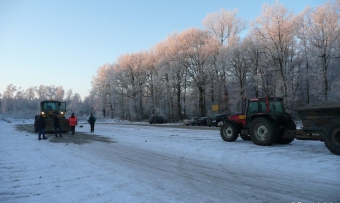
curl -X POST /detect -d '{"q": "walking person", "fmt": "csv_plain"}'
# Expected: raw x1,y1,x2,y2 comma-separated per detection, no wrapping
37,115,47,140
88,114,96,133
67,113,78,135
53,112,63,138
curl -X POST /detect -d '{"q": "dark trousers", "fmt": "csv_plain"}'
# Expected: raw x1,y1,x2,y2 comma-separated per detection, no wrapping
38,129,46,139
54,126,62,136
71,126,75,134
90,123,95,132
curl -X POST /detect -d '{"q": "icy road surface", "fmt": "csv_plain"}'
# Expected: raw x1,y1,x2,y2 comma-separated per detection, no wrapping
1,122,339,203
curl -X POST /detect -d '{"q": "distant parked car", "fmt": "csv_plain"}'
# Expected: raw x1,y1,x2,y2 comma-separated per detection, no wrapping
207,114,231,127
196,117,209,126
148,116,167,124
183,117,199,126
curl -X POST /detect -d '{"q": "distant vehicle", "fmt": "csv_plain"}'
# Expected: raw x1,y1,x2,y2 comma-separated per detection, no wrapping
207,114,231,127
183,117,199,126
148,116,167,124
34,100,71,132
196,117,209,126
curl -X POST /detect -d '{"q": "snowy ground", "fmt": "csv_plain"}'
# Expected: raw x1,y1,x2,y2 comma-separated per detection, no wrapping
0,118,339,203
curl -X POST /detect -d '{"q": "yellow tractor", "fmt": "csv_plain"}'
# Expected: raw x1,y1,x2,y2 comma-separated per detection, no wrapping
34,100,71,132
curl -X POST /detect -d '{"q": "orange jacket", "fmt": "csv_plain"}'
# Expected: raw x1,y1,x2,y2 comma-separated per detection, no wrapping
67,115,78,126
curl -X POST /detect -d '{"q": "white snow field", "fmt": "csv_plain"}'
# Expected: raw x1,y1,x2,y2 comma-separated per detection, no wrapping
0,119,339,203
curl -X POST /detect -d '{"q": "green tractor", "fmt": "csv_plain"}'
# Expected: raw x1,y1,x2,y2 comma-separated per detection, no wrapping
34,100,71,133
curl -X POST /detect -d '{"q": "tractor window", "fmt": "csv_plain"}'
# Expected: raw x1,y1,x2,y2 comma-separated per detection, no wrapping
60,102,66,112
43,102,57,111
269,100,284,114
259,101,266,113
247,102,258,115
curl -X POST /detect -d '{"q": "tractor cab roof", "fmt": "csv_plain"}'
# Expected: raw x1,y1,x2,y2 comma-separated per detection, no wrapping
248,97,283,102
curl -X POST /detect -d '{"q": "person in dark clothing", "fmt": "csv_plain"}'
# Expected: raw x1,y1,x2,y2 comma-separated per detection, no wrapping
37,115,47,140
88,114,96,133
53,112,63,138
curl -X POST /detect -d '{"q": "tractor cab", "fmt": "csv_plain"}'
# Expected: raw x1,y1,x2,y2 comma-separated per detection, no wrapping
245,97,285,128
40,100,67,119
227,97,286,129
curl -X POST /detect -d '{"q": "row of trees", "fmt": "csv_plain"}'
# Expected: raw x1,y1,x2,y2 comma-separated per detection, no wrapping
1,1,340,121
90,1,340,120
0,84,84,117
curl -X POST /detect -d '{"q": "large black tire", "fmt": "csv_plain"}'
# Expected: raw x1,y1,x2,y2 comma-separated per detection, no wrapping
276,120,296,144
250,117,278,146
220,122,238,142
323,122,340,155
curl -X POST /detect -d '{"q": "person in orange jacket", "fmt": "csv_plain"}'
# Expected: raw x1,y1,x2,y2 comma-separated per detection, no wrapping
67,113,78,135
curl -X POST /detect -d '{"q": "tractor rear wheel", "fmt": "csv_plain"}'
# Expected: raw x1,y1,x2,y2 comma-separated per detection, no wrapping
250,117,278,146
324,122,340,155
220,122,238,142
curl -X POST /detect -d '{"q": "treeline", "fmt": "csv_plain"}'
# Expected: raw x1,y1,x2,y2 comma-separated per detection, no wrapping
1,2,340,121
90,2,340,120
0,84,87,117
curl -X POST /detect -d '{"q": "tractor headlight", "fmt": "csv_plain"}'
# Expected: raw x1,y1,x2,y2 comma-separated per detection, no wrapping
41,112,45,115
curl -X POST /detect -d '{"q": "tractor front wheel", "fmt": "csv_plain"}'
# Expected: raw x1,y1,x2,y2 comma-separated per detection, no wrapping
250,117,278,146
220,122,238,142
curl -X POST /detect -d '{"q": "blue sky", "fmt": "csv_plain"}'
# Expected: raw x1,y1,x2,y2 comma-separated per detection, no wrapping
0,0,326,99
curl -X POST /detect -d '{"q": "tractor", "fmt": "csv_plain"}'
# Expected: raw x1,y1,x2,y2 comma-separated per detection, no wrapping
34,100,71,132
220,97,340,155
220,97,295,146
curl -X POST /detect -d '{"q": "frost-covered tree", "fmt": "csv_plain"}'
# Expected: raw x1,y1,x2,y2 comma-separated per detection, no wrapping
295,6,313,104
91,63,114,118
36,85,47,100
63,89,72,109
68,93,82,115
202,8,247,46
45,85,57,100
25,86,37,111
55,86,65,101
141,48,161,116
2,84,17,113
14,88,25,112
250,2,300,109
202,8,247,114
114,53,148,120
226,38,251,109
155,33,190,119
308,2,339,101
178,28,219,116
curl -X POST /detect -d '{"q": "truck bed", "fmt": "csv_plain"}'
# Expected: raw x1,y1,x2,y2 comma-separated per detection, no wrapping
293,102,340,131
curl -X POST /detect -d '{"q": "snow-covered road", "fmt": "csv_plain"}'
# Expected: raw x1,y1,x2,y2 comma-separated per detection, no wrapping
1,121,339,203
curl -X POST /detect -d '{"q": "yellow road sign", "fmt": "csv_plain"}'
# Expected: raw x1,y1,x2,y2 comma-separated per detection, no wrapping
212,105,219,111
